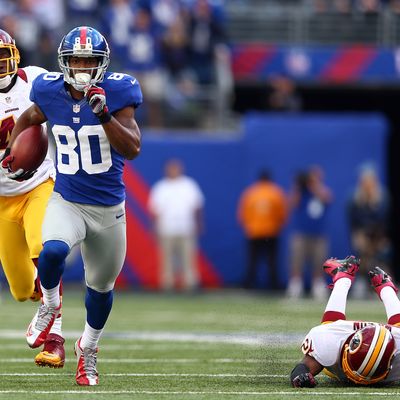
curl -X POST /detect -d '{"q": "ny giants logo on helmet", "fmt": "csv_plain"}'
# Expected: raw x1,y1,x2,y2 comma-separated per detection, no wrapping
341,323,396,385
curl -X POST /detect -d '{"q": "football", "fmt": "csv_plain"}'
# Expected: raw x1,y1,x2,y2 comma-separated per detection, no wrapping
9,125,48,172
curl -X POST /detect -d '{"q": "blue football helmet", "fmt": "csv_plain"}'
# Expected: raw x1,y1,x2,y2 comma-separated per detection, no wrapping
58,26,110,91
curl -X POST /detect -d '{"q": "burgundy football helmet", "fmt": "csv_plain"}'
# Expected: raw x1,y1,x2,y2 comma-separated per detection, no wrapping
0,29,20,83
341,323,396,385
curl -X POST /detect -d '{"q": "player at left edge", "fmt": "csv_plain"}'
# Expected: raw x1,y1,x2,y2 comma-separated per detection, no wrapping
0,29,65,368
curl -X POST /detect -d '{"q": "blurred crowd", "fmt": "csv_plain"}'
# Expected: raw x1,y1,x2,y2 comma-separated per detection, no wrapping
229,0,400,14
306,0,400,14
227,0,400,13
0,0,232,128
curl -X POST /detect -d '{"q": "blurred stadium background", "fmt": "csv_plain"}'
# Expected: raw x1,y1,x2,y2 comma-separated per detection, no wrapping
4,1,400,397
2,0,400,291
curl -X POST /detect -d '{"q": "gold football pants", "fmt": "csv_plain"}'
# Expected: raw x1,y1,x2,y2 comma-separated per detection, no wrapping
0,179,54,301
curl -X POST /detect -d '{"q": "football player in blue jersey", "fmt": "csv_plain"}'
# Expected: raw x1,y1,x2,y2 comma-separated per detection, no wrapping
6,26,142,386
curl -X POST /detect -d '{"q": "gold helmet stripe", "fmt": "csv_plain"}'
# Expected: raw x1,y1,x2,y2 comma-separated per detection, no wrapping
365,328,392,378
359,326,387,377
358,325,385,376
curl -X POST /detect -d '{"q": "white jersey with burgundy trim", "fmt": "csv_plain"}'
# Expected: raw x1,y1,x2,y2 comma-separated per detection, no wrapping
0,66,55,197
301,320,400,383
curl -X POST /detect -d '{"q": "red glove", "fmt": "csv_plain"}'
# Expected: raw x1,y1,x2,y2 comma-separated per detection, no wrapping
85,85,109,115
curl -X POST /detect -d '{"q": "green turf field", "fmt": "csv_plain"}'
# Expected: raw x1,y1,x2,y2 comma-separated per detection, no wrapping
0,288,399,399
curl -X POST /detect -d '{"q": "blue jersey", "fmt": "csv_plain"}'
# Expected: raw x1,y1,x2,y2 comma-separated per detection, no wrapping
30,71,143,206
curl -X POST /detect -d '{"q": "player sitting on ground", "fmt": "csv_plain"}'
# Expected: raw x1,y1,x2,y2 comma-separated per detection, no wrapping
0,28,64,368
291,256,400,387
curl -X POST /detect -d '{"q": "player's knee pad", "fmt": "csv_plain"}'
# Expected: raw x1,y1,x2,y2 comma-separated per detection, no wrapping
38,240,69,279
40,240,69,265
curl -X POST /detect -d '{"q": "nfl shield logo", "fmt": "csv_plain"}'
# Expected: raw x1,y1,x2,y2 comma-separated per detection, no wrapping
73,104,80,113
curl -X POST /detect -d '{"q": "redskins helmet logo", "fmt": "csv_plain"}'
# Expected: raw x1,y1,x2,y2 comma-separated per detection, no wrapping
342,323,396,385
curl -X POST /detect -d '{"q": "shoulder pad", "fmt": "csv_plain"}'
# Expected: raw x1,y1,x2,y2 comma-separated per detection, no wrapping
101,72,143,111
17,69,27,82
30,72,64,106
20,66,49,83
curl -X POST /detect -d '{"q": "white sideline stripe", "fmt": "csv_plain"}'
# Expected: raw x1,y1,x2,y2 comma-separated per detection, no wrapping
0,330,302,346
0,390,398,396
0,343,247,350
0,373,286,377
0,358,277,363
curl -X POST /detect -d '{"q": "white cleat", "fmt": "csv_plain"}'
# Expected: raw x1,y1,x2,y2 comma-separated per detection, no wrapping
75,337,99,386
26,303,61,348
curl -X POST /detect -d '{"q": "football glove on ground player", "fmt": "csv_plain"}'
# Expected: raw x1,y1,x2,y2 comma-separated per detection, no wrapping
85,85,111,123
290,363,317,388
0,147,37,181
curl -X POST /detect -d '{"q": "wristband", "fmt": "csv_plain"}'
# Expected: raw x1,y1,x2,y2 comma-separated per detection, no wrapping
290,363,310,381
98,110,112,124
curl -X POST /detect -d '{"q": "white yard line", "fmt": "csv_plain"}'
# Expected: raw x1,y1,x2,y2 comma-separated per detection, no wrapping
0,358,294,363
0,343,248,350
0,330,303,346
0,390,397,396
